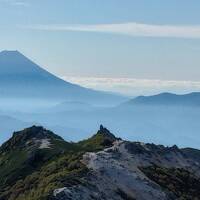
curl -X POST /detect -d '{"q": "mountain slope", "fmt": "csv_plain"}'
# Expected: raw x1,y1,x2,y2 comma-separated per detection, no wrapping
0,50,126,105
0,126,74,196
124,92,200,107
0,125,117,200
0,126,200,200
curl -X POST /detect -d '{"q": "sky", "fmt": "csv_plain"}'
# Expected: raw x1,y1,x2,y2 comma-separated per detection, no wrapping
1,0,200,95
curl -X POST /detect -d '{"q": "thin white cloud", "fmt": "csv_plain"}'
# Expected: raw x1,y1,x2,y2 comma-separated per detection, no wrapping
1,0,29,6
61,76,200,96
25,22,200,39
12,1,29,6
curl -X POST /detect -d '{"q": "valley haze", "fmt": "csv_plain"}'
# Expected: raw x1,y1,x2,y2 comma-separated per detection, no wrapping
0,50,199,149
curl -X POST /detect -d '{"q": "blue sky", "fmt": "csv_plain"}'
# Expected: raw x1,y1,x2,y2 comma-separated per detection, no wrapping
1,0,200,95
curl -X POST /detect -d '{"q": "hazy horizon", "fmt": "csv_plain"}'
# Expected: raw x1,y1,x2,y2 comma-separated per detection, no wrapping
1,1,200,148
1,49,200,97
1,0,200,95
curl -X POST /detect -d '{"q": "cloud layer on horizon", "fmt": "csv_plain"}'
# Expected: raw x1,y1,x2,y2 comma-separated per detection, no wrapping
25,22,200,39
61,76,200,96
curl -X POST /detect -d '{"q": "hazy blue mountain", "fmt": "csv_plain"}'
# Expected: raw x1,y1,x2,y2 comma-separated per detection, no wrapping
47,101,95,112
124,92,200,107
0,112,89,143
9,103,200,149
0,50,126,107
0,115,34,143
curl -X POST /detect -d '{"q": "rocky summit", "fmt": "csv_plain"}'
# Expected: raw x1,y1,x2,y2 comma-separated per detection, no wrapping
0,126,200,200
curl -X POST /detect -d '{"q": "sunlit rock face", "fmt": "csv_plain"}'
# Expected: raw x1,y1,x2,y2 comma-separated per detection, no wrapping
53,136,200,200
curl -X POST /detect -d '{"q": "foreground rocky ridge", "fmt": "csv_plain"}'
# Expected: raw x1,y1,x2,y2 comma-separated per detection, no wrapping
53,141,200,200
0,126,200,200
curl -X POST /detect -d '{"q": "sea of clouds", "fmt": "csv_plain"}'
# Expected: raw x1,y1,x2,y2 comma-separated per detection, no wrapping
61,76,200,97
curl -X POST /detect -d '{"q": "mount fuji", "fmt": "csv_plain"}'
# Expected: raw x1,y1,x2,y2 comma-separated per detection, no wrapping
0,50,126,109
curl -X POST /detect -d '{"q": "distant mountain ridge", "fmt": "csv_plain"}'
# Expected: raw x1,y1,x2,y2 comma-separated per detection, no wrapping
0,50,126,105
125,92,200,107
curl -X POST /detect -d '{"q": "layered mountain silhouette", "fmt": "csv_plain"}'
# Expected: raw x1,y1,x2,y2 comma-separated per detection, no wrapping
124,92,200,107
0,50,126,105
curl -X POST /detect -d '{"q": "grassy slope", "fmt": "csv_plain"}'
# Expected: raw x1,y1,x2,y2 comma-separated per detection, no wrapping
140,165,200,200
0,126,116,200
